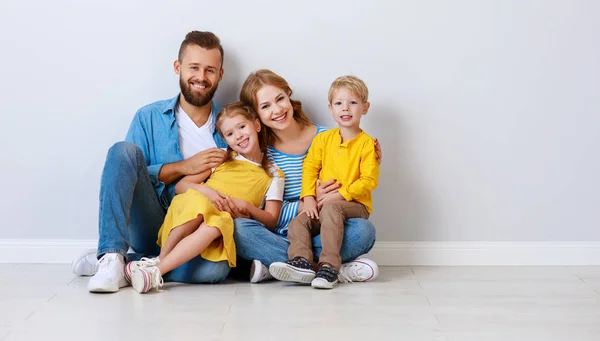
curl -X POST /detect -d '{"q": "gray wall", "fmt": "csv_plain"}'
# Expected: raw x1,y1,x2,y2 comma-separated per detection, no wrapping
1,0,598,242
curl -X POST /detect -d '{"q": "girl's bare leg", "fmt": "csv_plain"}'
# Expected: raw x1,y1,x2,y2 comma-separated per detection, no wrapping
158,215,204,260
157,222,222,275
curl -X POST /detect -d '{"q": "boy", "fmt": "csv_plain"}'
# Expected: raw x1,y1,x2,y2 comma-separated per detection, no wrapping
269,75,380,289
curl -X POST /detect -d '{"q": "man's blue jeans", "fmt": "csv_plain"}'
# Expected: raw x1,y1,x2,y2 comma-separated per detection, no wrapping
233,218,376,266
97,141,230,284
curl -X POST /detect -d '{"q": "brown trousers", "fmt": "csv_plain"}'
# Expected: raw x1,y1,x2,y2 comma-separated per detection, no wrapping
287,201,370,270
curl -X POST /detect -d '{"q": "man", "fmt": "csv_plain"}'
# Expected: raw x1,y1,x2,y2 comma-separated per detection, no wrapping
72,31,232,293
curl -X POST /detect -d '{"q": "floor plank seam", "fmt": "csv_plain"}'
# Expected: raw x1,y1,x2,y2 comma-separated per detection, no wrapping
46,293,58,302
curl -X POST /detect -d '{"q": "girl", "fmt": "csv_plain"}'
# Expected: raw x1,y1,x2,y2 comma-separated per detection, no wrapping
127,101,284,293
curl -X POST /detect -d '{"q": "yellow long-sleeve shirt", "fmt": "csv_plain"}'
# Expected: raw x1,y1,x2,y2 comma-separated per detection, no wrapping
301,128,379,213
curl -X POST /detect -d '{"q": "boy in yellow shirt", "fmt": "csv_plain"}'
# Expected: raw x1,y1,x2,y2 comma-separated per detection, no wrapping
269,75,380,289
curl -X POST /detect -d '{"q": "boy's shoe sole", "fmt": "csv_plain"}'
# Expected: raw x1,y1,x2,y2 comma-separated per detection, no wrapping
269,262,315,284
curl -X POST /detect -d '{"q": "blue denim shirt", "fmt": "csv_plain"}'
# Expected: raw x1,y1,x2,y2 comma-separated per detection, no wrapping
125,94,227,209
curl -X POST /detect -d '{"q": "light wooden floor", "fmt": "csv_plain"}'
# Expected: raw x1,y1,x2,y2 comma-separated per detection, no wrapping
1,264,599,341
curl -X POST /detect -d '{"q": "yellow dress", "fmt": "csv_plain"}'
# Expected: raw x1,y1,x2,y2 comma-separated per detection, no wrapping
157,157,275,267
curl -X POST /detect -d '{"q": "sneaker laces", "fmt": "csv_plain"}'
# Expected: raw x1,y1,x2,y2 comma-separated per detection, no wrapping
96,254,122,276
339,263,366,283
338,272,353,284
138,257,160,267
147,267,164,290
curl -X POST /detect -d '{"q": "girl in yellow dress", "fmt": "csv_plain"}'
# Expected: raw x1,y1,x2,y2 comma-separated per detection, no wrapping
128,102,284,293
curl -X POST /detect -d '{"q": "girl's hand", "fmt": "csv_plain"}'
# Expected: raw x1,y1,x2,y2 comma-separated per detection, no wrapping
300,196,319,220
317,190,345,209
225,196,251,219
375,139,382,164
202,187,228,211
315,179,342,202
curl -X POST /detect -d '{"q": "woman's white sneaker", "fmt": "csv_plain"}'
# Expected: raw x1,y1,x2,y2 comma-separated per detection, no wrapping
339,258,379,283
250,259,273,283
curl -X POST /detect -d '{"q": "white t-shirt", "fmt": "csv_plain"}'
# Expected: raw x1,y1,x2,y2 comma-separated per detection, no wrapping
175,105,217,159
229,154,285,202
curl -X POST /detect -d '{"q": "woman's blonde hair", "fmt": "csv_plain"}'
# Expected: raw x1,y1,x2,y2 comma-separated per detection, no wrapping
239,69,312,145
215,101,272,174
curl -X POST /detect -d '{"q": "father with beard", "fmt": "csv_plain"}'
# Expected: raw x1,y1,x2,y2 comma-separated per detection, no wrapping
72,31,234,293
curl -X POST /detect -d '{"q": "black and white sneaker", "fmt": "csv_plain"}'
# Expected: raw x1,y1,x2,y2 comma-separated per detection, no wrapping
269,257,316,284
311,266,339,289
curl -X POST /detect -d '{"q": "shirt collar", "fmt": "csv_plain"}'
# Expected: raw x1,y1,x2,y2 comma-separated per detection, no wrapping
336,128,364,147
166,94,218,133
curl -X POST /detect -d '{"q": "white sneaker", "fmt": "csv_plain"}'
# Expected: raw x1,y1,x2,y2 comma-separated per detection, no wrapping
87,253,129,293
131,266,164,294
70,249,98,276
250,259,273,283
339,258,379,283
124,257,160,283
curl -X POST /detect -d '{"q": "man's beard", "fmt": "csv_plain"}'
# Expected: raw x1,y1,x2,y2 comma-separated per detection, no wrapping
180,77,219,107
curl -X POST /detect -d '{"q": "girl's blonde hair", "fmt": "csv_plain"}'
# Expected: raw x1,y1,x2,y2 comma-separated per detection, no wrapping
239,69,312,145
215,101,272,174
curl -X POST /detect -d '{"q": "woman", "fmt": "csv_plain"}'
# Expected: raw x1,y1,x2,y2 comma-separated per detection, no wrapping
234,69,381,283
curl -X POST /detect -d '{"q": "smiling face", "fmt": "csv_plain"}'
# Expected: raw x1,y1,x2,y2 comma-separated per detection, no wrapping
219,113,262,156
329,87,370,129
255,84,295,131
175,44,224,107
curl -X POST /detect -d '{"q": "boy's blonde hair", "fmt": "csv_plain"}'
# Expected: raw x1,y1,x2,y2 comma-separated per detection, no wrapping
328,75,369,103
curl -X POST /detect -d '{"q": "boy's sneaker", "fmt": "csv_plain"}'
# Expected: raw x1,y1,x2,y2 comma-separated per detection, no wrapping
269,257,316,284
311,266,340,289
87,253,129,293
339,258,379,283
250,259,273,283
130,266,164,294
124,257,160,283
71,249,98,276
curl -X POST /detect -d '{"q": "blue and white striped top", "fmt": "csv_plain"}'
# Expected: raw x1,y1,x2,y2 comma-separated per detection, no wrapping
268,124,328,236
